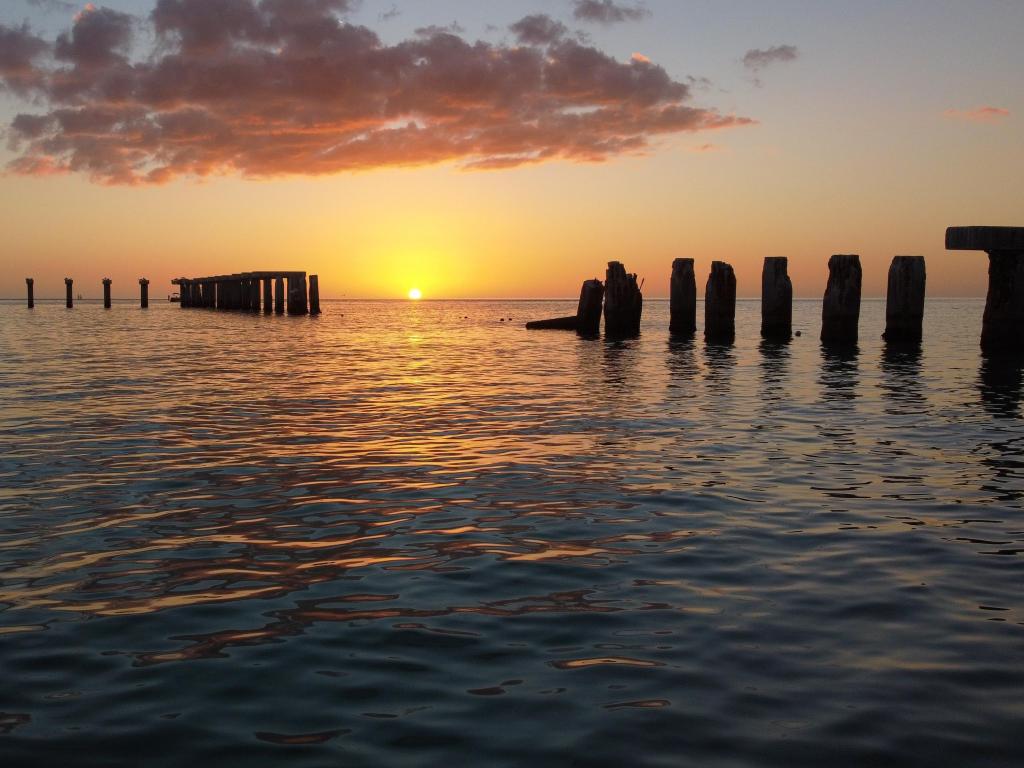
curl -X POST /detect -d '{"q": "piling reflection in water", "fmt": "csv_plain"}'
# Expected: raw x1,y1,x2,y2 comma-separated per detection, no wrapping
880,341,926,413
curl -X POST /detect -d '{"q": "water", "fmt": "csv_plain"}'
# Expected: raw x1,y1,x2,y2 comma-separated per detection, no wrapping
0,298,1022,766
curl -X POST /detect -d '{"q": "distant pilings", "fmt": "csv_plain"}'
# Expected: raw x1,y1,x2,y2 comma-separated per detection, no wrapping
604,261,643,337
883,256,926,343
103,278,112,309
26,278,34,309
761,257,792,340
65,278,73,309
669,258,696,336
821,255,862,344
173,271,313,316
704,261,736,343
139,278,149,309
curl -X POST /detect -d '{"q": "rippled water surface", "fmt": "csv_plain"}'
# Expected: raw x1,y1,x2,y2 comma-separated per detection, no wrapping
1,298,1022,766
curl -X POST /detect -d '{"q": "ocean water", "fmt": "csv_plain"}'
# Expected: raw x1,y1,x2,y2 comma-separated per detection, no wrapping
0,298,1022,767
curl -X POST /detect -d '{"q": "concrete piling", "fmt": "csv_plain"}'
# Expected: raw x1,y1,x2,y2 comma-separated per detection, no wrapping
275,277,285,314
309,275,321,316
820,254,861,344
604,261,643,337
670,258,697,336
263,278,273,314
287,274,309,315
576,278,604,336
102,278,112,309
704,261,737,343
883,256,926,343
761,257,792,340
26,278,34,309
139,278,150,309
65,278,73,308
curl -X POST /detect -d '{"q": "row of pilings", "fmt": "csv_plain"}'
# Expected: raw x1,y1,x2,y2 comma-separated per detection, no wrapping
23,277,151,309
174,272,320,315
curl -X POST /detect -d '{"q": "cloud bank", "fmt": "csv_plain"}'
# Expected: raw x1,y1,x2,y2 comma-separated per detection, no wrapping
0,1,753,184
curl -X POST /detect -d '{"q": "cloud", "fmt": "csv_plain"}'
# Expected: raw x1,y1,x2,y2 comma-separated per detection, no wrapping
572,0,649,24
742,45,798,71
0,1,754,184
943,106,1010,123
25,0,79,12
509,14,567,46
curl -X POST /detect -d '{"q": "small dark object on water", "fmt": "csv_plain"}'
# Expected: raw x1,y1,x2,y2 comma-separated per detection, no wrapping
795,330,802,337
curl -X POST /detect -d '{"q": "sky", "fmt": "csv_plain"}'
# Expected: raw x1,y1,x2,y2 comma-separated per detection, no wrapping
0,0,1021,300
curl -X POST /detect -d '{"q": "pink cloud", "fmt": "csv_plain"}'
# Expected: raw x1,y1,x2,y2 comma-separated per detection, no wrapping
943,106,1010,123
0,1,755,185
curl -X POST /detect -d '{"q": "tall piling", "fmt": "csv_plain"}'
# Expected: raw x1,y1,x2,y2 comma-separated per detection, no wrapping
287,274,309,315
275,277,285,314
761,257,793,340
26,278,34,309
102,278,112,309
65,278,73,308
576,279,604,336
139,278,150,309
820,254,861,344
263,278,273,314
309,275,321,315
704,261,737,343
603,261,642,337
883,256,926,343
670,258,697,336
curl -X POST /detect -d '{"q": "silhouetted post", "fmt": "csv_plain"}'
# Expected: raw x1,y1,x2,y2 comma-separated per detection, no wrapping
65,278,73,308
603,261,642,337
946,227,1024,354
704,261,736,343
287,274,308,315
309,275,321,315
26,278,34,309
102,278,112,309
670,258,697,336
820,255,861,344
761,256,792,339
275,277,285,314
250,278,261,311
883,256,926,343
263,278,273,314
577,279,604,335
139,278,150,309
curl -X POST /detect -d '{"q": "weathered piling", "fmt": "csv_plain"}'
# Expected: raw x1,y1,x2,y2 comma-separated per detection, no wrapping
946,227,1024,354
26,278,33,309
309,275,321,315
704,261,736,343
670,258,697,336
139,278,150,309
65,278,73,308
761,257,792,340
287,274,308,315
263,278,273,314
577,279,604,336
883,256,926,343
604,261,642,337
526,315,577,330
275,277,285,314
102,278,112,309
820,254,861,344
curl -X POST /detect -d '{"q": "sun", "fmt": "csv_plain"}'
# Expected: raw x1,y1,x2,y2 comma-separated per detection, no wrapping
408,287,423,300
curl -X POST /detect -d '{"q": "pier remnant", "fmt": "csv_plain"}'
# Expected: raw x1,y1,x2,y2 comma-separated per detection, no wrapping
26,278,33,309
263,278,273,314
139,278,150,309
102,278,112,309
577,279,604,336
820,255,861,344
705,261,736,343
309,275,321,315
604,261,642,337
883,256,926,343
275,277,285,314
946,227,1024,354
670,258,697,336
526,315,577,330
761,257,792,339
65,278,73,308
287,273,308,315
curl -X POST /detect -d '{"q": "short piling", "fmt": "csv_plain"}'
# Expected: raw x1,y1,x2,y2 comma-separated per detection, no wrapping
65,278,73,308
309,275,321,315
102,278,112,309
139,278,150,309
26,278,34,309
604,261,642,337
577,278,604,336
761,257,792,340
820,254,861,344
275,277,285,314
263,278,273,314
704,261,736,343
883,256,926,343
670,258,697,336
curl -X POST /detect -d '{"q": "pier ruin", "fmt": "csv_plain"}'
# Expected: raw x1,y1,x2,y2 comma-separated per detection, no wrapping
171,271,321,316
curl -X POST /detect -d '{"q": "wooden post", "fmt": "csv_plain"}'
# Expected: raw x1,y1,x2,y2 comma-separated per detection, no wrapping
26,278,34,309
603,261,642,337
670,258,696,336
139,278,150,309
820,254,861,344
65,278,73,308
761,256,792,340
275,277,285,314
704,261,736,343
576,278,604,336
287,274,308,315
263,278,273,314
883,256,926,343
309,275,321,315
102,278,112,309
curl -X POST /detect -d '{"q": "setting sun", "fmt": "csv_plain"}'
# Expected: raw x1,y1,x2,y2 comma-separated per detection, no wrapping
408,288,422,301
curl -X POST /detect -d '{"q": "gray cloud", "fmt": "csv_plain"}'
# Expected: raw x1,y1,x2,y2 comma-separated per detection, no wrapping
742,44,799,72
509,14,567,46
572,0,649,24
